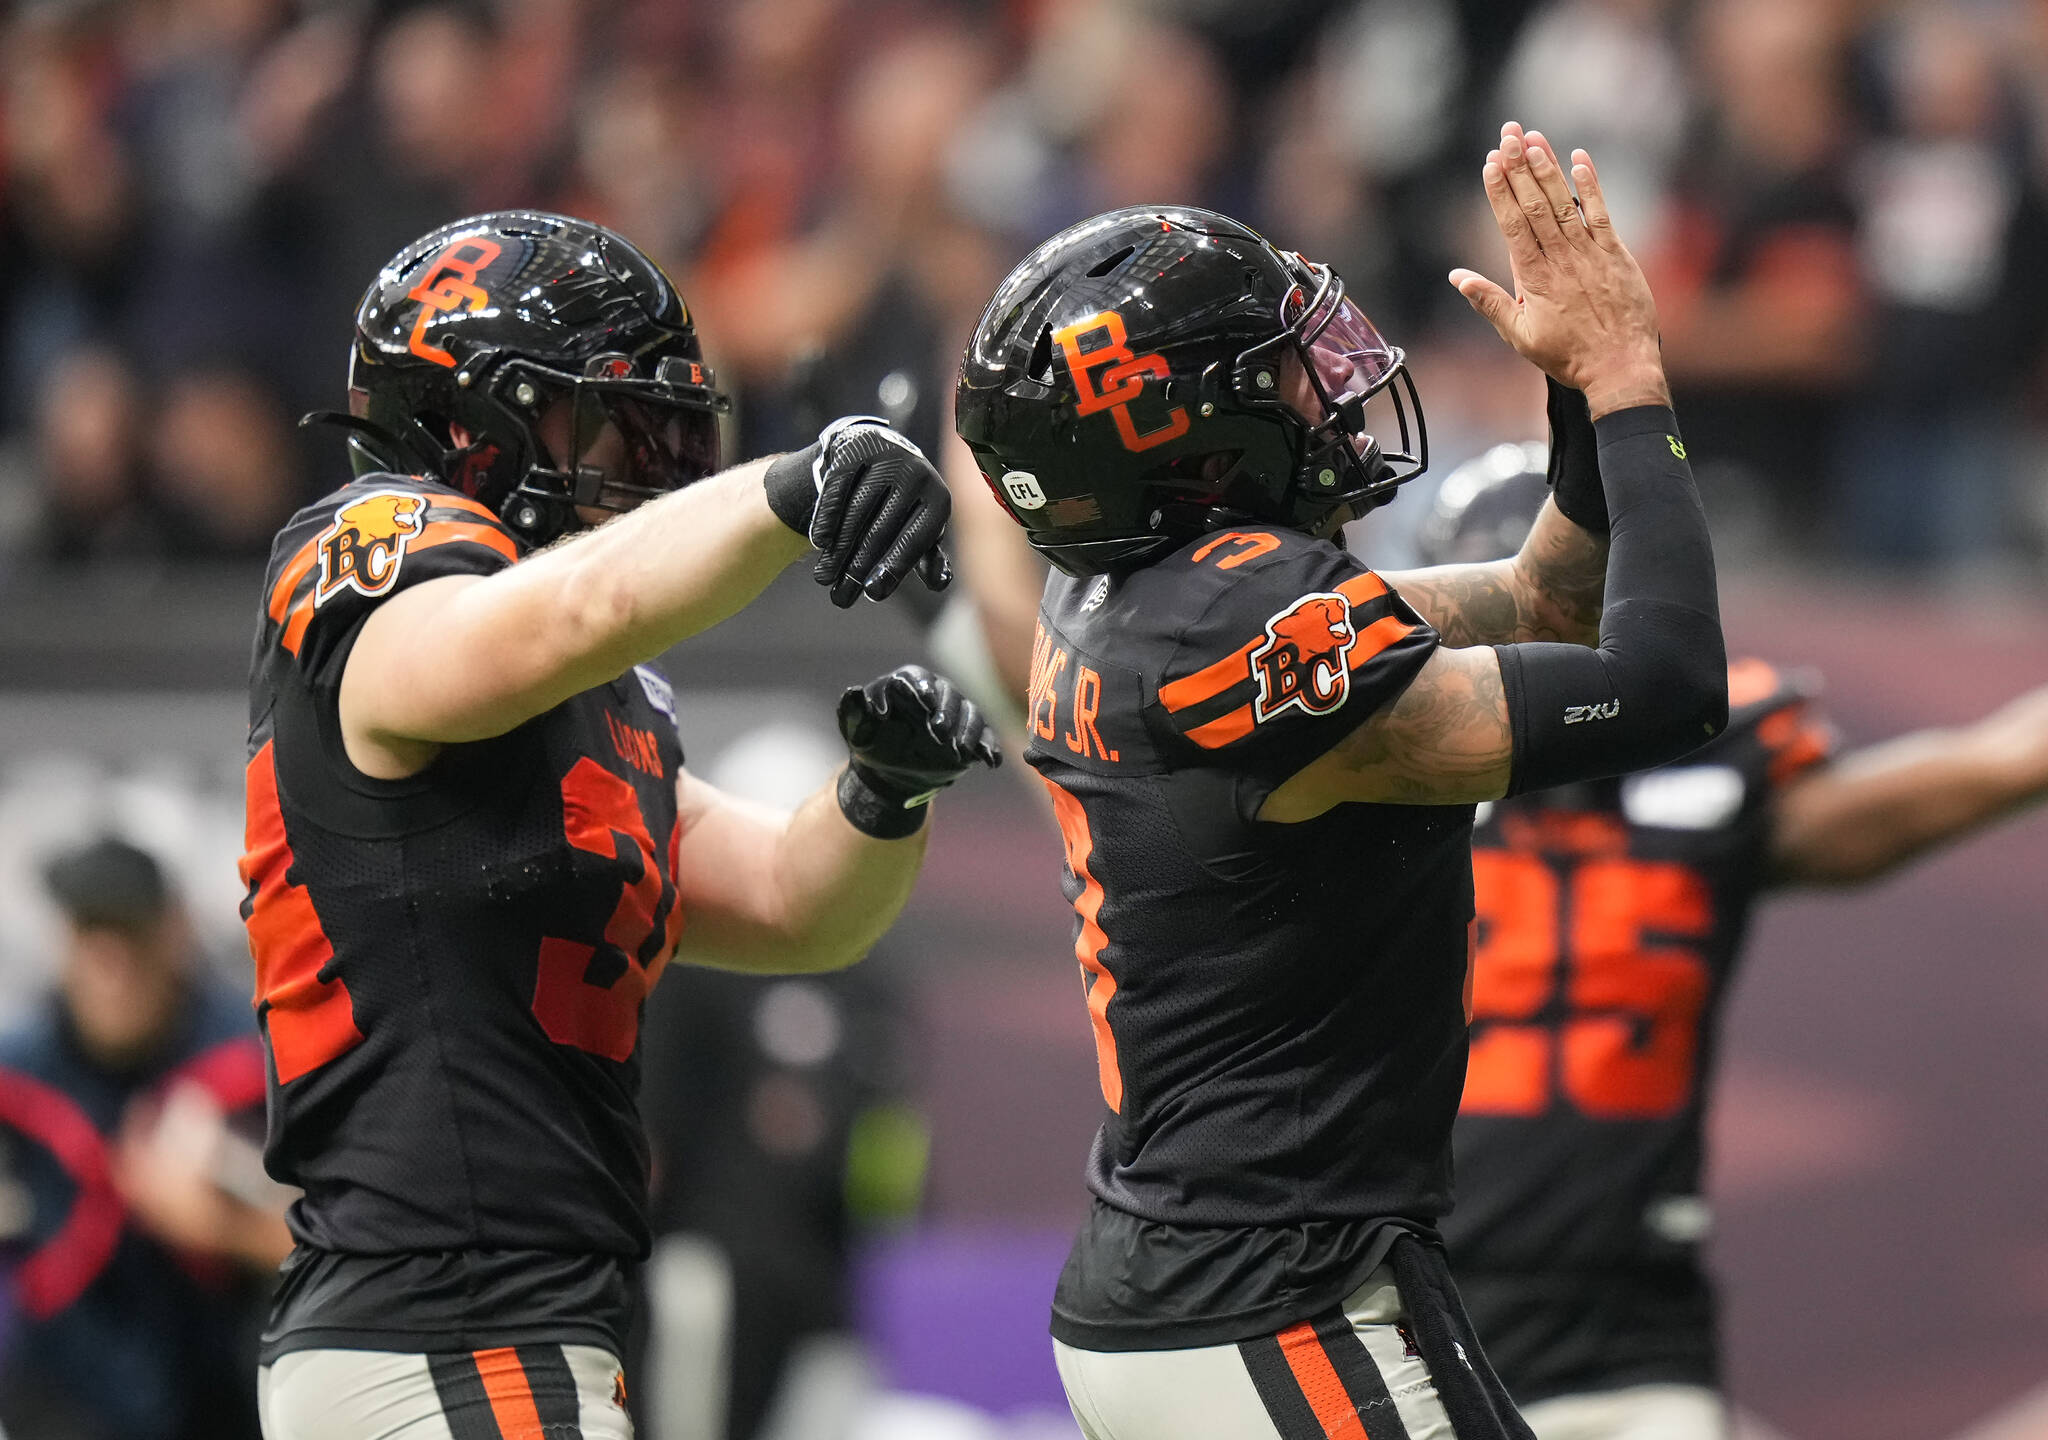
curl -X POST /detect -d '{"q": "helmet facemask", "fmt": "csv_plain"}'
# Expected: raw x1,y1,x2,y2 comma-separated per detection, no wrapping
1232,254,1427,524
492,351,726,540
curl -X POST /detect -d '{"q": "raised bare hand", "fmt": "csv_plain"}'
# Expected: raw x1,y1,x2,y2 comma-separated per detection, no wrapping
1449,122,1670,419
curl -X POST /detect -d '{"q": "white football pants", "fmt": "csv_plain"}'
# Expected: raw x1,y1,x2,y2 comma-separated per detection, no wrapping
259,1343,632,1439
1053,1264,1459,1440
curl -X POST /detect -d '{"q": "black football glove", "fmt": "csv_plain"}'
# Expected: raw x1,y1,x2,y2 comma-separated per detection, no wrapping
764,416,954,608
834,665,1002,838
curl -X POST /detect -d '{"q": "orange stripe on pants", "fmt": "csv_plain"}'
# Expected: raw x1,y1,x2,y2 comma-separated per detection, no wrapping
472,1348,546,1438
1277,1322,1371,1439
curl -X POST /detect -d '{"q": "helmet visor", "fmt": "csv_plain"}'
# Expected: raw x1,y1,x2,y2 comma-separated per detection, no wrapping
581,390,722,493
1281,256,1399,409
566,352,725,506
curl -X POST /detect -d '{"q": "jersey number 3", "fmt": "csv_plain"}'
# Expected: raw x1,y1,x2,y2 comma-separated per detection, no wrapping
1463,851,1712,1120
533,759,684,1063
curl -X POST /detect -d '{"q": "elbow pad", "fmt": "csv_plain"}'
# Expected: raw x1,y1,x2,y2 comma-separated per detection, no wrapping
1496,405,1728,794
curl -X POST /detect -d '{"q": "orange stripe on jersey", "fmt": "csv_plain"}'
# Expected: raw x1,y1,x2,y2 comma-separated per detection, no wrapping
1158,639,1257,714
279,598,318,657
240,742,362,1082
1347,614,1415,673
1334,571,1390,607
1044,776,1122,1113
473,1347,546,1438
1162,575,1391,717
1183,704,1255,750
1276,1322,1371,1439
413,519,519,563
267,540,318,624
276,519,513,654
1725,657,1781,710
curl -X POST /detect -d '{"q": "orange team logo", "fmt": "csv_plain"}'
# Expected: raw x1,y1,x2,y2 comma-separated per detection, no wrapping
406,237,502,367
315,491,427,605
1051,310,1190,453
1251,592,1357,722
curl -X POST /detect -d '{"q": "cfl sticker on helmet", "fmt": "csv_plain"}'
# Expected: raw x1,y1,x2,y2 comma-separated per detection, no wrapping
1251,592,1357,722
315,491,428,605
1002,471,1048,510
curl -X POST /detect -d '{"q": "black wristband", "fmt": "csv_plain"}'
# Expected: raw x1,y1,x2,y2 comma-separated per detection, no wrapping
835,764,932,840
1544,378,1608,534
764,443,823,537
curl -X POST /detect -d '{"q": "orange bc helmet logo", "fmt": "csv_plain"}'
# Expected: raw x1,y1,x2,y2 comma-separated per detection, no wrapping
1051,310,1191,453
1251,592,1357,722
406,238,502,367
315,491,427,605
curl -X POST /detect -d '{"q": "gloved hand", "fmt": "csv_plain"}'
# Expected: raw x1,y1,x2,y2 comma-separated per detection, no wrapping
764,417,954,607
834,666,1001,838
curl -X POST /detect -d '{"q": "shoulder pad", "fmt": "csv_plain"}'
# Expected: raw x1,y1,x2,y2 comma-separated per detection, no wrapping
264,478,518,661
1720,657,1836,786
1148,527,1438,777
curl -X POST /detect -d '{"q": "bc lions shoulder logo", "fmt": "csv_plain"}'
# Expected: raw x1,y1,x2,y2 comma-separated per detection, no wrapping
315,491,427,605
1251,592,1357,722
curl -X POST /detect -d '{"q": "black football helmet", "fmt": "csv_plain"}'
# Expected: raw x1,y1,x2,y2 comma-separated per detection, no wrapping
310,210,730,546
1412,441,1550,567
955,206,1425,577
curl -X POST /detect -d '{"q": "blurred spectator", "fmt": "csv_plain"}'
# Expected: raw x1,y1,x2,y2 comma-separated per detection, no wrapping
559,60,711,277
1651,0,1866,546
716,22,1001,465
27,347,158,562
1835,9,2048,572
2,0,2048,576
0,16,139,436
0,837,285,1440
150,367,300,558
1494,0,1690,249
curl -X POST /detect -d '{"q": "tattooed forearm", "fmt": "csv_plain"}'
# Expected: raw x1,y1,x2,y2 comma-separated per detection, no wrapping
1362,646,1511,802
1384,497,1606,648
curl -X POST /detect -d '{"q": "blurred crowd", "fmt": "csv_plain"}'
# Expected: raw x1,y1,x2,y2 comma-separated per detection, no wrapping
6,0,2048,579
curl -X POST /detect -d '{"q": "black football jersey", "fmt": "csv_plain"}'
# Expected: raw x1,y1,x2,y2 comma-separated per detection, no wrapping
1443,659,1836,1403
1026,526,1470,1352
240,476,686,1358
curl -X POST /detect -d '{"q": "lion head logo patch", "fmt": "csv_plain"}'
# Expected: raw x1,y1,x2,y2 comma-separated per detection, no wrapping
315,491,428,605
1251,592,1357,722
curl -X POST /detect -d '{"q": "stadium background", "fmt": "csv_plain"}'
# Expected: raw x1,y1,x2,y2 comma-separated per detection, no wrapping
1,0,2047,1436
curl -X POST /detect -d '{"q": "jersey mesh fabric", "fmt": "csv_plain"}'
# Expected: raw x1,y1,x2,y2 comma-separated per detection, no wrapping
1025,528,1466,1351
244,476,685,1357
1443,660,1835,1402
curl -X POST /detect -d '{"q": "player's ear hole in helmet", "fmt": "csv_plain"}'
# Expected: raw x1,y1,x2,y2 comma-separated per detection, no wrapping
954,205,1427,578
303,210,731,548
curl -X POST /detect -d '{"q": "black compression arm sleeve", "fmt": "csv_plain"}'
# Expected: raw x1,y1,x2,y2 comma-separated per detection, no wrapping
1495,405,1726,795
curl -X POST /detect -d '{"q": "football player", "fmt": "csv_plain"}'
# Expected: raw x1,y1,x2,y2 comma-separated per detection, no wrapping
243,211,999,1438
1425,444,2048,1440
954,127,1721,1440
